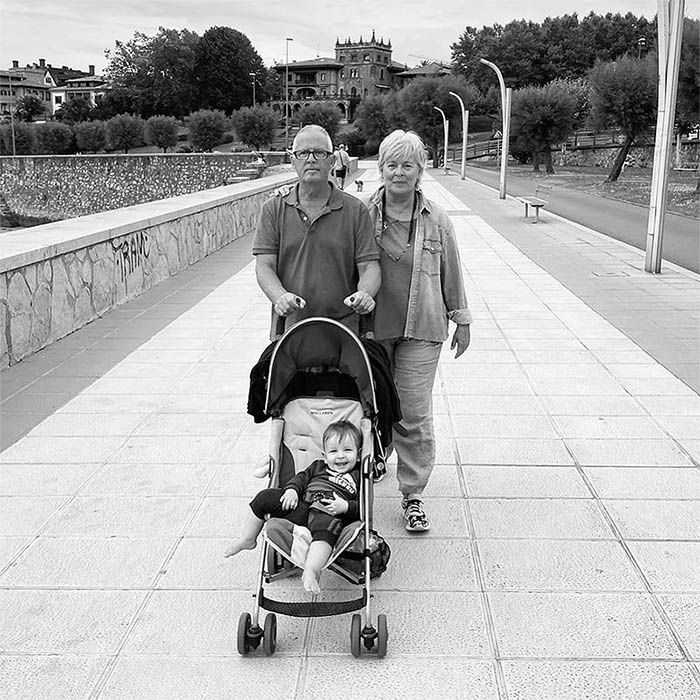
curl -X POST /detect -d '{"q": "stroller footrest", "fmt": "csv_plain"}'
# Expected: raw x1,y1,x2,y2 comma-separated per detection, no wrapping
259,591,367,617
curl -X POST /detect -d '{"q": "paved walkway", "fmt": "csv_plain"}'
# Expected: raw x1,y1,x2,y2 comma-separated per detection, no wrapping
1,164,699,699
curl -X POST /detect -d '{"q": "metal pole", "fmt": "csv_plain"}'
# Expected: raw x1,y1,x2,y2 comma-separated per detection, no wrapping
249,72,256,106
433,106,449,174
502,87,512,199
480,58,510,199
644,0,685,273
285,37,293,154
449,91,469,179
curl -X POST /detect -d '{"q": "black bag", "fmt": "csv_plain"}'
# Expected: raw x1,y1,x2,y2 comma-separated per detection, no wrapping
336,529,391,579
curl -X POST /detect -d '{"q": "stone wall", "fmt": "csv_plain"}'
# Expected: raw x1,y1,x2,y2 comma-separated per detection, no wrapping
0,152,288,222
0,172,296,368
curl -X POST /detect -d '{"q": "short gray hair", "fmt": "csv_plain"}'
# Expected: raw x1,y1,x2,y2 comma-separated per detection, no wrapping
292,124,333,152
377,130,428,184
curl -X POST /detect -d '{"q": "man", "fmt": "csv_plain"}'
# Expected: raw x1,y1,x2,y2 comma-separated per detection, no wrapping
253,125,380,336
335,143,350,190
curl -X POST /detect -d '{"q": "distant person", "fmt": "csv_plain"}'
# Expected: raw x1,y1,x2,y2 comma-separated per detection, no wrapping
253,124,380,336
335,143,350,190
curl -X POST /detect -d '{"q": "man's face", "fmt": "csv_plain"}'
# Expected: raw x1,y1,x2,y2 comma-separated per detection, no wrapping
291,132,334,184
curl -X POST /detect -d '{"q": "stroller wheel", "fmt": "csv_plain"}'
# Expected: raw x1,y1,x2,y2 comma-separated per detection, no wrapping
376,614,388,658
350,614,362,657
237,612,252,655
263,614,277,656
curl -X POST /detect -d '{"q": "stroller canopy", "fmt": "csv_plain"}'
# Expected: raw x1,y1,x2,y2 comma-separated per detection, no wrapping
265,317,377,416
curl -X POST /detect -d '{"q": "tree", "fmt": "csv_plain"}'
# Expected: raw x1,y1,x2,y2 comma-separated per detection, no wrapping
0,122,36,155
75,121,107,152
230,106,276,149
354,95,391,147
34,122,74,154
145,115,179,152
398,76,478,167
15,95,46,122
589,54,657,181
510,82,577,172
106,113,145,153
676,18,700,133
105,27,200,117
188,109,228,151
195,26,266,114
297,103,343,142
55,97,94,124
92,88,137,121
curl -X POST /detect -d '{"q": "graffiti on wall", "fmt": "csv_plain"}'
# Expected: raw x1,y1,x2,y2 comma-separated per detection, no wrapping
112,231,151,282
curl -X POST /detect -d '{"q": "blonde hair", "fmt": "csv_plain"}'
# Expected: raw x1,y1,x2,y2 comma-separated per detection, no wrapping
377,130,427,185
292,124,333,152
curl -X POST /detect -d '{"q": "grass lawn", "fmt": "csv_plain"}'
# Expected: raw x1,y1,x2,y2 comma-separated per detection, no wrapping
469,161,699,218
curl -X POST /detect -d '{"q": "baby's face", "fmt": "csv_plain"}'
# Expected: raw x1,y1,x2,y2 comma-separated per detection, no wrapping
323,434,359,473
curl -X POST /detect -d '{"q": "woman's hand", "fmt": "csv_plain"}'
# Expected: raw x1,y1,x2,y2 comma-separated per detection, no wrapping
320,493,348,516
344,290,375,314
280,489,298,510
275,292,306,317
451,324,471,358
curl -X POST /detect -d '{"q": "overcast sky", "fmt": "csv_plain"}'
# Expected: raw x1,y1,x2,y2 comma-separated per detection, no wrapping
0,0,687,74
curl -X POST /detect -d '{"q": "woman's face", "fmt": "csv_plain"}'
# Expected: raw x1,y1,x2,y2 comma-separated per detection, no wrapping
381,154,421,196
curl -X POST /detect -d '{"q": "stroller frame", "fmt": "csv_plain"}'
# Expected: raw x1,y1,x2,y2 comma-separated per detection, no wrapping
237,317,388,658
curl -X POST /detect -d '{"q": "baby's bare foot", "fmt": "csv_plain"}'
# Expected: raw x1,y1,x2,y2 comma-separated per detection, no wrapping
223,539,256,558
302,570,321,594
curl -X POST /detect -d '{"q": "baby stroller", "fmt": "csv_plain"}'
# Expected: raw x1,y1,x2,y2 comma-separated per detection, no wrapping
238,316,389,658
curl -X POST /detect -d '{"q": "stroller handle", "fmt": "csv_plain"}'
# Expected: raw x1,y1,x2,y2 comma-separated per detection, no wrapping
271,309,375,341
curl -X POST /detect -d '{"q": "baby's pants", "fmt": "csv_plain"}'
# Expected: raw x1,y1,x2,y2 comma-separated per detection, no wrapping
250,488,347,546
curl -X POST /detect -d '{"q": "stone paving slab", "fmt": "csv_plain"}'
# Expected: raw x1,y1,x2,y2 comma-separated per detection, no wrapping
1,165,699,697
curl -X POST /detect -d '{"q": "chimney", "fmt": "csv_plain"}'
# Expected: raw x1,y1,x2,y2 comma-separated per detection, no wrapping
39,58,45,67
12,60,18,68
88,64,95,75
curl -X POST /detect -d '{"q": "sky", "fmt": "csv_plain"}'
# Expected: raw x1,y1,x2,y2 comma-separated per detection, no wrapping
0,0,685,75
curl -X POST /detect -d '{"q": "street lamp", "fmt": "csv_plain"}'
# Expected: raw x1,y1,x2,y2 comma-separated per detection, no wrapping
449,91,469,180
249,72,256,106
637,36,647,59
285,37,294,154
433,106,449,174
480,58,512,199
8,72,16,156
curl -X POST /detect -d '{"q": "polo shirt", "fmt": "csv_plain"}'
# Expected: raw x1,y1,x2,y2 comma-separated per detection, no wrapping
253,183,379,330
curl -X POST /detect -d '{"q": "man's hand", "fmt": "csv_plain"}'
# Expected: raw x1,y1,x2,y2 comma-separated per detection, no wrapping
280,489,298,510
319,493,348,516
275,292,306,317
343,290,375,314
451,324,471,358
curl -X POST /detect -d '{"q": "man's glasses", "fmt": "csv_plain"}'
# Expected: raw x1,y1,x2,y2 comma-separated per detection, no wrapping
291,149,332,161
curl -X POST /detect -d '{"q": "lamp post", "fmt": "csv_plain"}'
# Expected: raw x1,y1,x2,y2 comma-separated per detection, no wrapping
8,72,16,156
433,106,449,174
480,58,511,199
285,37,294,154
449,91,469,180
249,72,256,106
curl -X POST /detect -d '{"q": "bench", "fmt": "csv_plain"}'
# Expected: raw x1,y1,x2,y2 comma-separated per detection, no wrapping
517,196,548,223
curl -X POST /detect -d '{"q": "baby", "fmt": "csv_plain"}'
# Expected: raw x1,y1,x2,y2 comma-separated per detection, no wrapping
225,420,362,593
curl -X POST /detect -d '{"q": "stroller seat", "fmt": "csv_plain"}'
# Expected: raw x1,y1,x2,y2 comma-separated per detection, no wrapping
263,396,367,582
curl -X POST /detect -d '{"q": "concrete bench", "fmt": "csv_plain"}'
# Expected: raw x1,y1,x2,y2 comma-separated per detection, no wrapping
518,196,548,223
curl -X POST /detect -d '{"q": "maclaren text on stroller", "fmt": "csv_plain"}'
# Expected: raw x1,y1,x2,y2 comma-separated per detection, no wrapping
238,317,388,658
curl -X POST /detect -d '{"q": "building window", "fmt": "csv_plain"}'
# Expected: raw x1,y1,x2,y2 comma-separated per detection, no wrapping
370,66,376,77
380,69,384,79
320,72,326,81
364,54,370,61
351,87,357,96
340,70,344,78
351,53,357,61
339,88,344,96
55,96,62,104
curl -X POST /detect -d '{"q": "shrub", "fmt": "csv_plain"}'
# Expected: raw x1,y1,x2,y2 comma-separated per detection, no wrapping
188,109,228,152
106,113,145,153
145,115,179,152
34,122,75,154
230,106,277,149
0,122,37,154
75,121,107,152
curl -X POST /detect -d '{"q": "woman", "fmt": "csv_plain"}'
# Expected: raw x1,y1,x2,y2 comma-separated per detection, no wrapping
366,130,472,532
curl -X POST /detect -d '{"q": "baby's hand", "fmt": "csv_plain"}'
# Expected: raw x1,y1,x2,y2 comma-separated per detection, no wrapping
280,489,298,510
321,493,348,516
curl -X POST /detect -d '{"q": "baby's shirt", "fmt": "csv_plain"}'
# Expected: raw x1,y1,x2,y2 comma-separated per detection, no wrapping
286,459,361,519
